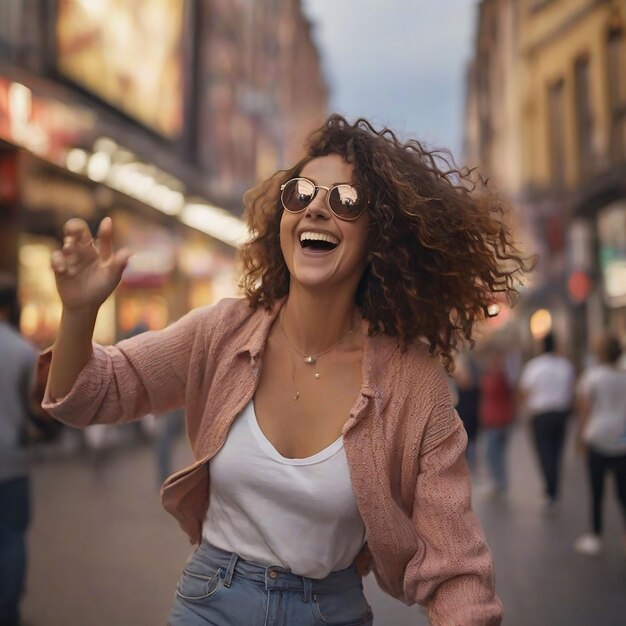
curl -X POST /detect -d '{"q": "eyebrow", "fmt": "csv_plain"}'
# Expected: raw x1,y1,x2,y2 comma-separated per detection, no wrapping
299,176,356,186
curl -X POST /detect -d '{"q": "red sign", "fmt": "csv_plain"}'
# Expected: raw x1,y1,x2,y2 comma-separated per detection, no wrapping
568,270,591,303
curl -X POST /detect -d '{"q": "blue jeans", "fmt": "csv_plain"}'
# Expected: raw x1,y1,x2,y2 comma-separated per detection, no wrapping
168,542,373,626
0,476,30,626
155,409,184,485
483,426,510,491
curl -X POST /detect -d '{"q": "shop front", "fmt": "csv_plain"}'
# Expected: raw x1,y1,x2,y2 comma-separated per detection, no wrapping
0,74,245,348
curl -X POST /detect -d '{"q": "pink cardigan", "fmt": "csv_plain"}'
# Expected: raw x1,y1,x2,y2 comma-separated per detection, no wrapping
39,298,502,625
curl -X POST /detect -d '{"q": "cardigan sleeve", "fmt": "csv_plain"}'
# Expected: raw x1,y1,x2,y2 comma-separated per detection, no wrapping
403,375,503,625
38,306,209,428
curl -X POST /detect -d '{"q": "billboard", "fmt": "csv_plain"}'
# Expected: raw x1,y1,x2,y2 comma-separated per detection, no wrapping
55,0,185,138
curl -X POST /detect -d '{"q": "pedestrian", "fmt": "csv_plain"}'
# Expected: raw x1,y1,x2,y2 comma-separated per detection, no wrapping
38,115,531,625
478,346,515,498
0,277,37,626
154,407,184,486
517,332,575,510
454,351,481,472
573,331,626,557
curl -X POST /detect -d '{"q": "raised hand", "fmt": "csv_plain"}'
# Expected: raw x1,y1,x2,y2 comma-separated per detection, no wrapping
51,217,131,312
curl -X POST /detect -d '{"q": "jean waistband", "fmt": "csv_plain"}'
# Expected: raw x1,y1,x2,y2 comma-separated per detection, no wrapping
195,541,361,597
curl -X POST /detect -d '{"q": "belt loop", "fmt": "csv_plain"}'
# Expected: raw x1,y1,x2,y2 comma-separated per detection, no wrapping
223,552,239,588
303,576,313,603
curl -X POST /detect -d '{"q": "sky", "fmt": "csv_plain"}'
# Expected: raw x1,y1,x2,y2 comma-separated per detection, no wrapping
302,0,479,161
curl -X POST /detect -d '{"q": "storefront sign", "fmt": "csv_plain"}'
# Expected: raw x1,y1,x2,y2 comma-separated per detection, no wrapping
0,78,95,164
113,211,177,288
55,0,185,138
598,201,626,307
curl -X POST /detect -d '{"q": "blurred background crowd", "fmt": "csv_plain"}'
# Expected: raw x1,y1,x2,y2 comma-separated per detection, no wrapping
1,1,626,625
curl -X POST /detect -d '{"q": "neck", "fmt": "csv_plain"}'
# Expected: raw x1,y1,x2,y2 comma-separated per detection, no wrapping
281,283,360,355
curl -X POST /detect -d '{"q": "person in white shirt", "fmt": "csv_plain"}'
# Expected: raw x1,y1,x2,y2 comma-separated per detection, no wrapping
518,332,575,508
574,332,626,557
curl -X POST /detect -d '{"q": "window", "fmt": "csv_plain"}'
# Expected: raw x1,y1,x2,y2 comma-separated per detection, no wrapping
574,56,594,178
607,28,626,162
547,79,566,188
530,0,557,15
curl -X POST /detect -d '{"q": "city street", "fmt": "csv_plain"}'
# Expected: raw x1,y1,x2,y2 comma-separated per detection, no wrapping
3,3,626,626
22,422,626,626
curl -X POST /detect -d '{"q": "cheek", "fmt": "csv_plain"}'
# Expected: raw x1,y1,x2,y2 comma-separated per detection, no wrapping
279,216,294,261
351,222,370,262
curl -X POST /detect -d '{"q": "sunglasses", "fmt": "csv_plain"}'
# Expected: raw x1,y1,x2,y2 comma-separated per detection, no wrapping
280,177,368,221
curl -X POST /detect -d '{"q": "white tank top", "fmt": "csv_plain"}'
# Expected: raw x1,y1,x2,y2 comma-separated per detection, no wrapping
203,401,366,579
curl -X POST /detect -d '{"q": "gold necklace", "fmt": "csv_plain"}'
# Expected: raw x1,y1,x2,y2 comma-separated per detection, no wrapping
279,311,360,400
288,357,301,401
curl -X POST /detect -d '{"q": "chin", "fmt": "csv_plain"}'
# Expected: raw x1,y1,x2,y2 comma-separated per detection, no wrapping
292,273,337,290
291,268,362,294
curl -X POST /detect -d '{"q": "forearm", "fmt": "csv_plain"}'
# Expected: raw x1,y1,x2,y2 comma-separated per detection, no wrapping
47,306,99,400
47,216,130,400
409,422,501,624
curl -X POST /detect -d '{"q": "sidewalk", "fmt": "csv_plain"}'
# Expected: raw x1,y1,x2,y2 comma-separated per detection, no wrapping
21,422,626,625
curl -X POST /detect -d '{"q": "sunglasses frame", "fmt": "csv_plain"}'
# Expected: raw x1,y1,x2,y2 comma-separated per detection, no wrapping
279,177,368,222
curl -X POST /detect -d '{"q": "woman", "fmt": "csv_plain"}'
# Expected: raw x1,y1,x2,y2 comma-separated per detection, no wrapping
39,115,529,625
478,347,515,498
574,332,626,557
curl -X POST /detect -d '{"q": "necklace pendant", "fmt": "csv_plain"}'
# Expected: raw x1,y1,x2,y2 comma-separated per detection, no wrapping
294,391,300,400
304,356,316,365
315,372,320,380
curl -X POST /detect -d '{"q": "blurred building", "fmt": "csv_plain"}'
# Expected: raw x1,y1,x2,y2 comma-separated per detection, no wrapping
465,0,626,365
0,0,327,347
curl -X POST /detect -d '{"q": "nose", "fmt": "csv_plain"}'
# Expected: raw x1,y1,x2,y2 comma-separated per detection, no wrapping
305,187,331,219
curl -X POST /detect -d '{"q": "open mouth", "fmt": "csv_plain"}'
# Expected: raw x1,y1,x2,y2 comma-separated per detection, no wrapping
299,231,339,252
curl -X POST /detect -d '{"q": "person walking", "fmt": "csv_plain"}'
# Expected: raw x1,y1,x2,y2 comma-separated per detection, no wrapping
574,332,626,556
479,347,515,497
154,407,184,486
37,115,531,625
0,278,37,626
518,332,575,509
454,351,481,472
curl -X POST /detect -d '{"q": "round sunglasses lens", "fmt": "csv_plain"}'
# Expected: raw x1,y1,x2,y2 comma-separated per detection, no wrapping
330,184,363,218
282,179,315,212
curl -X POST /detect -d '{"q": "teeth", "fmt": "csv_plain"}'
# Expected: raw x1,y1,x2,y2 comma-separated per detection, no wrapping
299,231,339,245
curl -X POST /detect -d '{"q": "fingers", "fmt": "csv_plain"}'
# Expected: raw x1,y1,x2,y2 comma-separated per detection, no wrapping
63,218,93,243
110,247,132,280
61,218,97,273
99,217,131,278
54,216,131,281
55,245,84,278
51,249,68,276
96,216,114,260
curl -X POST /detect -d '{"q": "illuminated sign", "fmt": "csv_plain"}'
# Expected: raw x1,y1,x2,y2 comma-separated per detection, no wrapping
0,78,247,249
598,202,626,308
55,0,185,138
0,78,95,162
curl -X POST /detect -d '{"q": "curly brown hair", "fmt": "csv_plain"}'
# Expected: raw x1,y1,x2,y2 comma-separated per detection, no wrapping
240,114,533,370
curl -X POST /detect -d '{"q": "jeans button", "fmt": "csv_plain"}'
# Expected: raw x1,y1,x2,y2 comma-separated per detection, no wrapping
269,570,279,579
